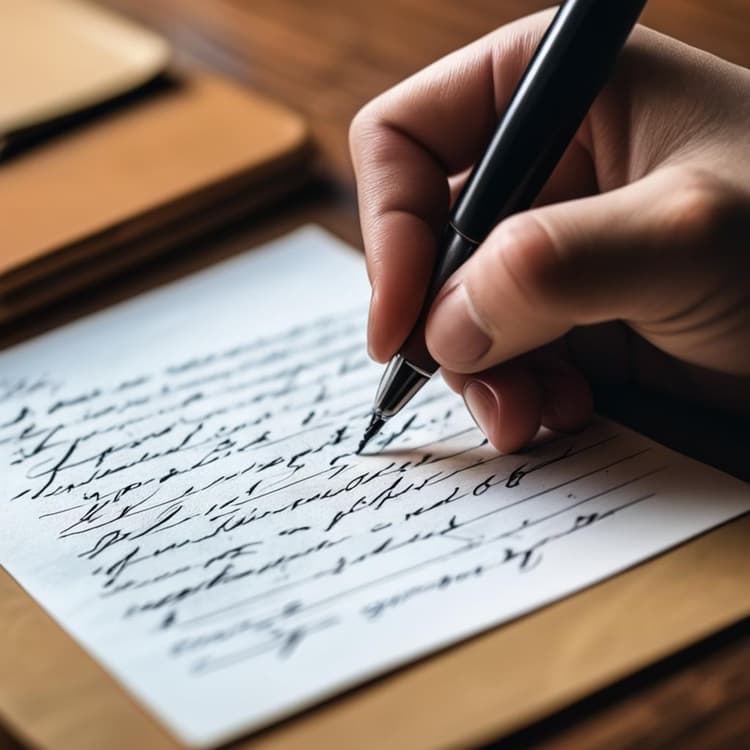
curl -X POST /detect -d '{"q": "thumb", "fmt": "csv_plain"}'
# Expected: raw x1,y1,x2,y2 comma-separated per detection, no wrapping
425,166,735,373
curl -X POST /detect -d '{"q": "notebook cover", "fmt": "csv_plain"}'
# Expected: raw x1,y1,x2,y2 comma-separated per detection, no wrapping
0,71,310,322
0,0,171,139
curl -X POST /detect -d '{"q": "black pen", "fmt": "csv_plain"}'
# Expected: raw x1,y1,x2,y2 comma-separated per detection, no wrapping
358,0,647,453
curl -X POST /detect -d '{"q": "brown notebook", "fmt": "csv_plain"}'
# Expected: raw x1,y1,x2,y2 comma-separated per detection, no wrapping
0,0,172,144
0,71,310,323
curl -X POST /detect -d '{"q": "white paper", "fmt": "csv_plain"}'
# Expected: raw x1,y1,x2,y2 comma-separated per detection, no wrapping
1,226,748,747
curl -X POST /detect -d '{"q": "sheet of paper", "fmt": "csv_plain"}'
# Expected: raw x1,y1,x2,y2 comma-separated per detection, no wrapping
1,226,748,747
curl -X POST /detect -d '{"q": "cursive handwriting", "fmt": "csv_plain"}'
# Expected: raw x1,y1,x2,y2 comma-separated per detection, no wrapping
3,229,746,746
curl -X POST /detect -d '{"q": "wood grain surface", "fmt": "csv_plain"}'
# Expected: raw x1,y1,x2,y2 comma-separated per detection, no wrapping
2,1,749,748
101,0,750,181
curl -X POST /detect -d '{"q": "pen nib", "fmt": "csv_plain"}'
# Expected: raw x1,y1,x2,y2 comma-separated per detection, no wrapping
357,413,385,455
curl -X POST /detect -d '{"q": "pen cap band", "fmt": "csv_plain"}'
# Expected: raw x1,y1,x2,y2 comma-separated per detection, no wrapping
452,0,647,243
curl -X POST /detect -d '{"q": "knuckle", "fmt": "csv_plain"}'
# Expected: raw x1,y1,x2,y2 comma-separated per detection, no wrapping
348,103,378,159
661,167,735,244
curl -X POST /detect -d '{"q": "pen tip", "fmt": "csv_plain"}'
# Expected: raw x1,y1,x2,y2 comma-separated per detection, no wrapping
357,413,385,455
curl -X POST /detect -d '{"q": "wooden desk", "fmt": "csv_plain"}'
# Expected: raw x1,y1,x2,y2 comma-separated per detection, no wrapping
2,1,749,748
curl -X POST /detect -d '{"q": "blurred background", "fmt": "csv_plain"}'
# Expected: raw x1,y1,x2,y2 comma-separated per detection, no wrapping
3,0,750,322
100,0,750,182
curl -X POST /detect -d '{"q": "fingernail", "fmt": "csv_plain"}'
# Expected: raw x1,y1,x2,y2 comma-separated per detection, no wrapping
366,283,379,361
428,284,491,365
463,381,498,437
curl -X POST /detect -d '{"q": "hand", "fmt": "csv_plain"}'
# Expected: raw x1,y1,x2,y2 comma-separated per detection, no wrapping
350,10,750,452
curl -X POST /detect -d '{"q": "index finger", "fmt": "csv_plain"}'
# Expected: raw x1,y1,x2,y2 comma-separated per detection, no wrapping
349,10,554,362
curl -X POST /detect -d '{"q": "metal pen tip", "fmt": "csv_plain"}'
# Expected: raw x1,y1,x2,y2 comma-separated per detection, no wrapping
357,413,385,454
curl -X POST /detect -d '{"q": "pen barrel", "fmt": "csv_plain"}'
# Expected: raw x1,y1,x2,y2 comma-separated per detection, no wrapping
396,0,646,384
399,228,478,374
452,0,647,242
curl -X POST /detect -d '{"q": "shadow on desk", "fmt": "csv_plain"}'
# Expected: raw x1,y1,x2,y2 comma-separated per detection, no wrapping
594,385,750,482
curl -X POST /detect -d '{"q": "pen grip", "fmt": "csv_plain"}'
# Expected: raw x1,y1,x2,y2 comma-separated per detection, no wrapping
399,227,478,374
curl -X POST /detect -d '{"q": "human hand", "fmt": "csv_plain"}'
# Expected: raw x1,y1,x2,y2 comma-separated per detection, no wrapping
350,9,750,452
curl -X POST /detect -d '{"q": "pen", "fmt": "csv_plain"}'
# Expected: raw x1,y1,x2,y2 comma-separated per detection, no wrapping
358,0,648,453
